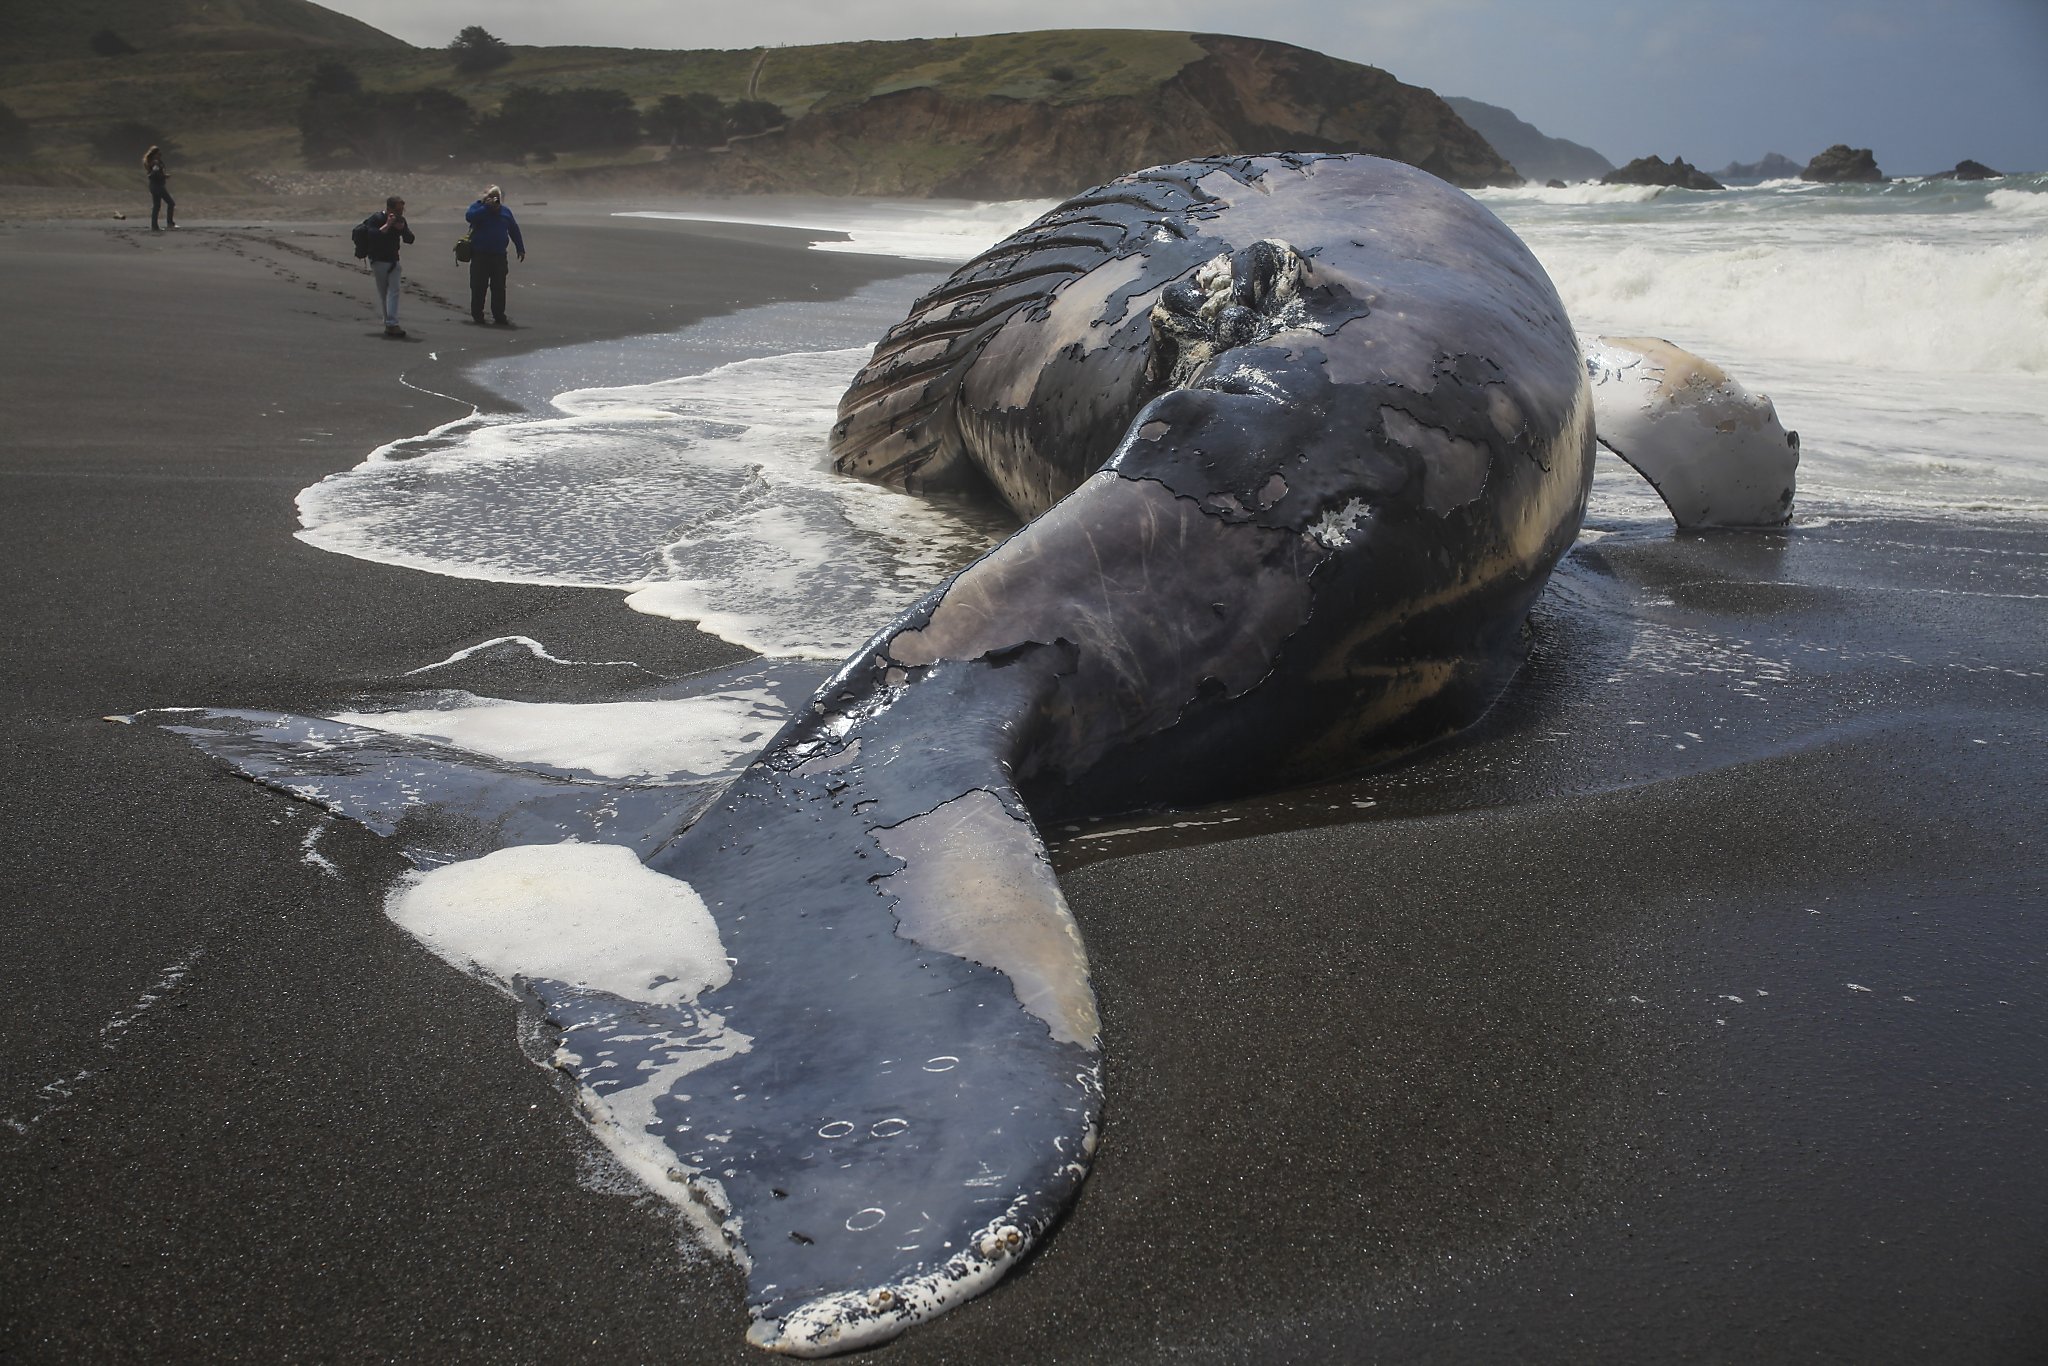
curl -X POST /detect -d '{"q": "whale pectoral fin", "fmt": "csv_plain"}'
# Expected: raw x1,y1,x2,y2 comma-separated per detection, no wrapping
1583,335,1800,528
616,704,1099,1355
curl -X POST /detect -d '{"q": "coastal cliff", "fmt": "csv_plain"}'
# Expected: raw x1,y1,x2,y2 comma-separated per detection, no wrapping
674,34,1518,197
1443,96,1612,184
0,22,1519,201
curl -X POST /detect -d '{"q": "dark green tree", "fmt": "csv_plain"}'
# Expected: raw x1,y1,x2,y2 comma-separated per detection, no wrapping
722,99,784,139
448,25,512,75
90,29,137,57
0,102,34,159
296,61,366,163
476,85,638,157
307,60,361,97
645,92,725,148
299,88,473,169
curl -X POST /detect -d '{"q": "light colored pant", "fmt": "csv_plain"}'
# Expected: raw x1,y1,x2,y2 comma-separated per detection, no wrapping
371,260,402,327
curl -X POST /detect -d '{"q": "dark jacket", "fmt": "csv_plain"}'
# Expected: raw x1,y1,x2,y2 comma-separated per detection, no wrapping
363,211,414,263
464,200,524,255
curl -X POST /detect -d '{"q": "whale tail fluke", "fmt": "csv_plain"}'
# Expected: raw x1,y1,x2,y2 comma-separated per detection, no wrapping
638,675,1102,1354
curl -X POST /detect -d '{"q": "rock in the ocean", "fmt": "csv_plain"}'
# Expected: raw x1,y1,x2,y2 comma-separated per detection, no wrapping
1801,144,1885,183
1927,159,2002,181
1601,155,1724,191
1715,152,1802,182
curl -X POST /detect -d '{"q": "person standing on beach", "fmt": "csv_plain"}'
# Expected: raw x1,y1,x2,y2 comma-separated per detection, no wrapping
143,145,175,231
360,195,415,339
464,185,525,326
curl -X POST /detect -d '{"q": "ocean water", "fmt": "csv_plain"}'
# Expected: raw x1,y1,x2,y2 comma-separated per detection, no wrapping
1476,175,2048,523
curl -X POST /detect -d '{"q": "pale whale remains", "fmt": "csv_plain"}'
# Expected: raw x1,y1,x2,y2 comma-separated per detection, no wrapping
156,153,1796,1355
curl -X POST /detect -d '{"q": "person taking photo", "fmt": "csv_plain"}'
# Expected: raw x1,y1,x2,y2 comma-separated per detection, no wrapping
464,185,526,326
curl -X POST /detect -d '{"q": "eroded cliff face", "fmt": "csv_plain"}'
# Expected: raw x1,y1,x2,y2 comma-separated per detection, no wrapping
694,34,1516,198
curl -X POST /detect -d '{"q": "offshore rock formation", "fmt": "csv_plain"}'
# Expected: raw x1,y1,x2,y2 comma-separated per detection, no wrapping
689,35,1518,198
1602,155,1724,191
1801,144,1885,182
1443,95,1613,184
1716,152,1802,182
1928,159,2002,181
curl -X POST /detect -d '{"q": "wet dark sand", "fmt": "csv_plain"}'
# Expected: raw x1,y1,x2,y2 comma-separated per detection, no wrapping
3,208,2044,1364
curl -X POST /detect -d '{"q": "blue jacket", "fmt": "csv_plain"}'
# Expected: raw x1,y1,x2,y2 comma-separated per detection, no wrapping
464,200,525,255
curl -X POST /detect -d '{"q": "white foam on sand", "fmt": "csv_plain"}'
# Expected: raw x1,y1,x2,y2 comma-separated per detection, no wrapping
386,842,731,1007
330,689,785,781
298,345,1007,658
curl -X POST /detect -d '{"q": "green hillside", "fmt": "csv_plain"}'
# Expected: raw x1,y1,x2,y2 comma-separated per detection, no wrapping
0,0,408,64
0,27,1514,197
0,29,1212,167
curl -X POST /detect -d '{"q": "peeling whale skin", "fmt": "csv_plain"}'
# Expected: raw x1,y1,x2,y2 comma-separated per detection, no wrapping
679,153,1598,1353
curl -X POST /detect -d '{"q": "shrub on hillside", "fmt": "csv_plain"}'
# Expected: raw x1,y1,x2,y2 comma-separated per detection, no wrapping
645,93,786,149
475,85,638,157
299,87,474,168
646,92,725,148
723,99,785,138
448,26,512,75
307,60,362,97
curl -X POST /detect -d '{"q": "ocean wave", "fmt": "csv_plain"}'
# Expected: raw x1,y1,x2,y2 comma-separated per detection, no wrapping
1474,182,1676,206
1524,228,2048,376
1988,186,2048,216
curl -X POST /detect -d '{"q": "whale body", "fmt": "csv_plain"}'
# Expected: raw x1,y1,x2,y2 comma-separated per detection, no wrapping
159,153,1799,1356
683,152,1600,1352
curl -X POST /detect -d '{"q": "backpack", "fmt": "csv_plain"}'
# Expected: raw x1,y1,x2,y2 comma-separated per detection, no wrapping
351,216,374,260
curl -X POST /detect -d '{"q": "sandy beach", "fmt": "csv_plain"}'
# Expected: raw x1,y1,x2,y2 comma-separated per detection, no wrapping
3,197,2044,1365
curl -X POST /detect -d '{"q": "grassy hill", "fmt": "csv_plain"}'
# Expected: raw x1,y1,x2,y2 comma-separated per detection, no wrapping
0,0,407,65
0,26,1515,199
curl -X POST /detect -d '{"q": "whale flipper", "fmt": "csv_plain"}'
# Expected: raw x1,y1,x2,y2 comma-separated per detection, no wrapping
1583,335,1800,527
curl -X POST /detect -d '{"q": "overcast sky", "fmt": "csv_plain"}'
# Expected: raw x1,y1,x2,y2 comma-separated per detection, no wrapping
317,0,2048,175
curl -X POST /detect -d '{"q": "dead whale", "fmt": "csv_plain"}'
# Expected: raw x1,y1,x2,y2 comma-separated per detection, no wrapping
157,152,1797,1355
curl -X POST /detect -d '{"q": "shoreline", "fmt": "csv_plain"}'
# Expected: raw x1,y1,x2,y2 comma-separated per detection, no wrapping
5,203,2046,1365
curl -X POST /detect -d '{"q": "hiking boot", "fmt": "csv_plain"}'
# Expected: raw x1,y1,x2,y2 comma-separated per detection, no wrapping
384,325,407,338
493,317,513,327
